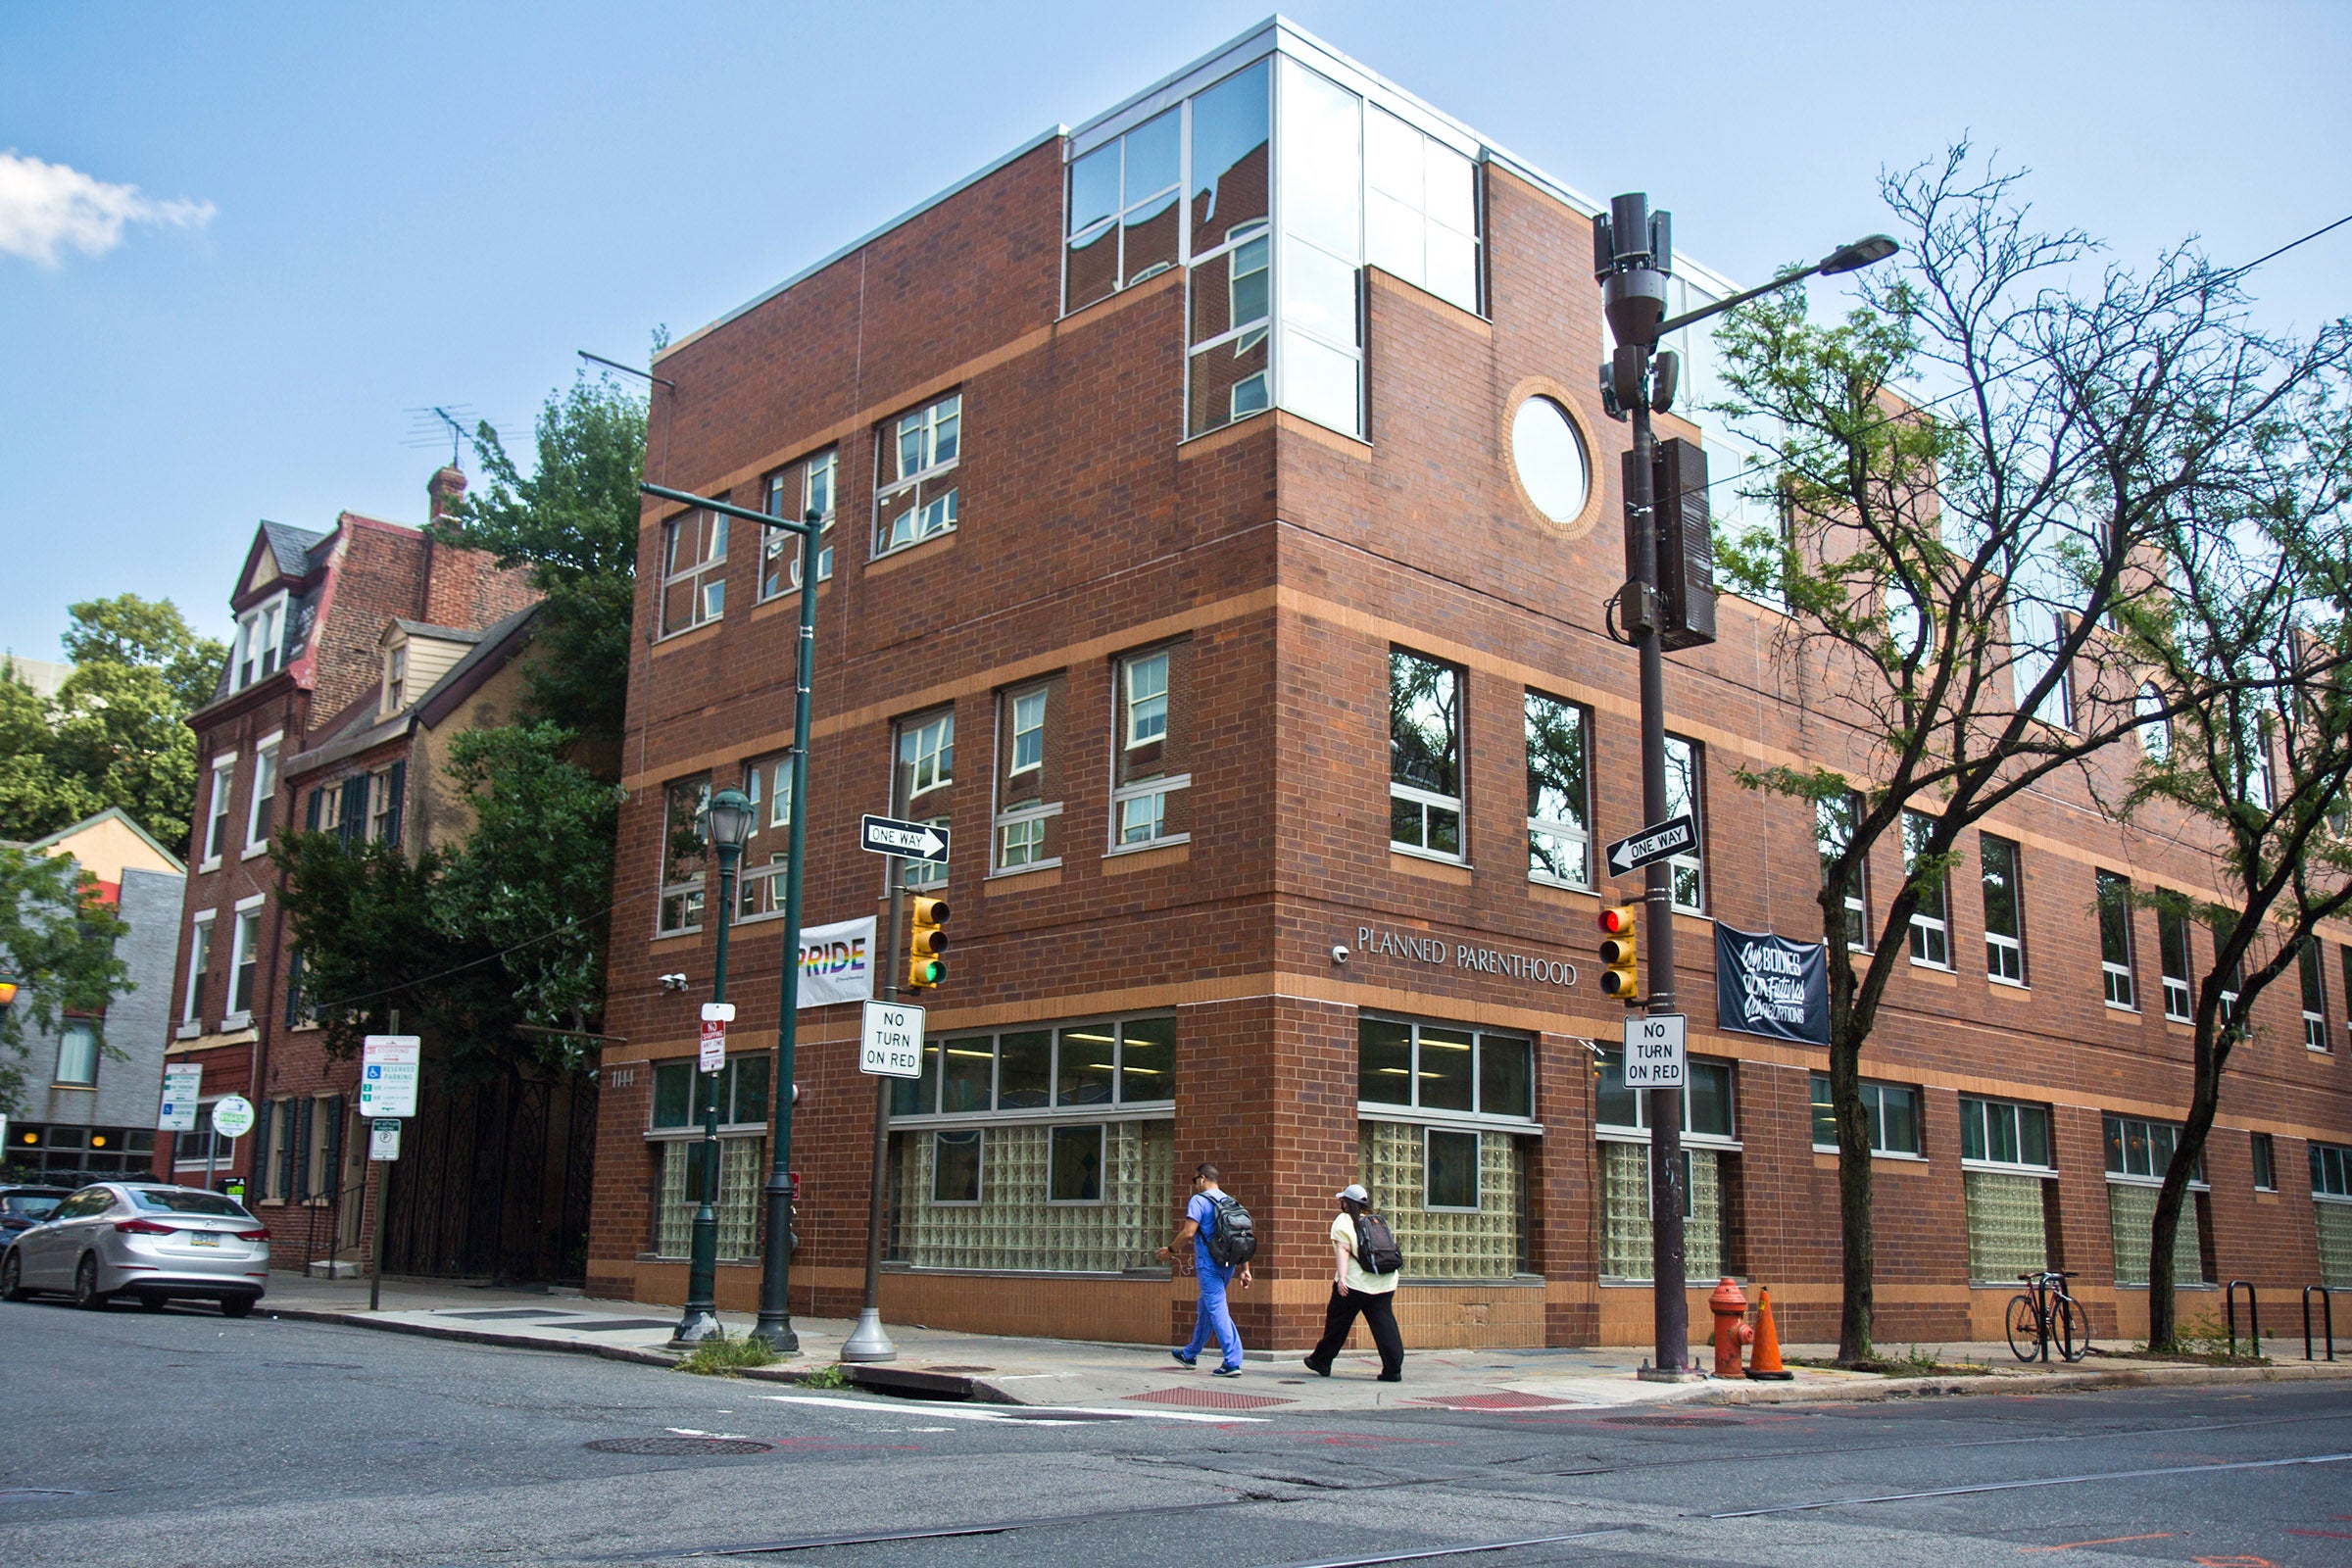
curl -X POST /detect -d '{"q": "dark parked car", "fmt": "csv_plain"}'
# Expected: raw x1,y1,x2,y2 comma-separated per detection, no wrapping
0,1187,73,1249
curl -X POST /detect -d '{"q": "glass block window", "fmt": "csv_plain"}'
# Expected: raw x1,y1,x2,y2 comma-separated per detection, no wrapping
1596,1140,1723,1282
2315,1149,2352,1288
1808,1076,1921,1154
2106,1181,2206,1287
1981,834,2025,983
1963,1170,2048,1282
2097,870,2136,1008
1356,1018,1533,1120
1390,650,1462,859
654,1136,765,1260
1525,692,1590,889
1357,1119,1527,1279
888,1120,1172,1272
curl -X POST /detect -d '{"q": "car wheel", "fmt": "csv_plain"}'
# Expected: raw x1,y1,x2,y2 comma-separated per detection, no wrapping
220,1297,254,1319
1,1251,24,1302
73,1253,107,1310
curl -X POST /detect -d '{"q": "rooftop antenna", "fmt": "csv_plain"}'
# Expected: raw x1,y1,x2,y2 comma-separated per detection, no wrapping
402,404,499,468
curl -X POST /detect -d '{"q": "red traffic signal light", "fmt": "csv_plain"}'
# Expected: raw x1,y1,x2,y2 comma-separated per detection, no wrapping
1597,904,1641,1004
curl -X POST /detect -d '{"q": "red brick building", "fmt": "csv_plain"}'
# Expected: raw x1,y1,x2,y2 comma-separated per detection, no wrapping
587,21,2352,1348
161,466,542,1274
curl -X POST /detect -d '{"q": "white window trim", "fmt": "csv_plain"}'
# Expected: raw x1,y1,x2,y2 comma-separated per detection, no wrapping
1807,1079,1926,1157
760,451,839,602
1421,1125,1485,1213
181,909,217,1030
222,896,265,1031
992,799,1064,875
1108,772,1190,853
1358,1104,1542,1137
1006,687,1049,777
1388,781,1465,863
233,590,291,691
2103,963,2138,1011
1594,1126,1743,1154
873,395,962,561
903,714,955,797
1044,1123,1111,1207
2304,1009,2330,1054
1122,654,1170,751
656,511,727,641
202,755,236,870
243,733,282,858
1985,931,2026,986
1959,1156,2058,1177
1526,815,1590,890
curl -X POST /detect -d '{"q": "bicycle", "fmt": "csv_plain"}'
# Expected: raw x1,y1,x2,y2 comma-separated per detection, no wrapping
2007,1269,2088,1362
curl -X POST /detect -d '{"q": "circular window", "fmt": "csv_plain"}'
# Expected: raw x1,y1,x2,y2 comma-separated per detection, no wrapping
1510,395,1591,527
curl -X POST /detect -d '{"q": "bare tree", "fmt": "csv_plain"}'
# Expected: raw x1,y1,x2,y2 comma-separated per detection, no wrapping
1712,145,2348,1363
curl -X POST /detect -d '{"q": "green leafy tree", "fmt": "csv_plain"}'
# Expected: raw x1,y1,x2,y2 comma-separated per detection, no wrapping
0,596,225,850
429,375,645,745
0,847,131,1115
1710,146,2346,1362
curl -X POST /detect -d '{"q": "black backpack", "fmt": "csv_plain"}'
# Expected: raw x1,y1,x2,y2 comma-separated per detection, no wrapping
1203,1194,1257,1266
1352,1212,1404,1276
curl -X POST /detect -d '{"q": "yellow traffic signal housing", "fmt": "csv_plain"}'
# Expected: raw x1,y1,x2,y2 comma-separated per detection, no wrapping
1597,903,1640,1003
906,895,950,989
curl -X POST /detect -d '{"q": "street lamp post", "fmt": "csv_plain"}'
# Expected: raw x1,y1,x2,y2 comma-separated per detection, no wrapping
671,785,754,1347
641,481,822,1355
1593,197,1894,1380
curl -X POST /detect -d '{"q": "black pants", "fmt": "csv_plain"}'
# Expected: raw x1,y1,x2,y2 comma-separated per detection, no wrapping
1307,1285,1403,1378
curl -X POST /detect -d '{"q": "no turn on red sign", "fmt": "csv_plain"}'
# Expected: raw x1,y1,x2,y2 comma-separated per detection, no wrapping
1623,1013,1687,1089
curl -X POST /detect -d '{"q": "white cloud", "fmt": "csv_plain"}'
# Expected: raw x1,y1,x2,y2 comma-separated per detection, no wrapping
0,150,215,268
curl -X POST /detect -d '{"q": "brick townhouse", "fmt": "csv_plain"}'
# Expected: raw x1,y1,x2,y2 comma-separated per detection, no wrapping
161,466,545,1275
586,19,2352,1348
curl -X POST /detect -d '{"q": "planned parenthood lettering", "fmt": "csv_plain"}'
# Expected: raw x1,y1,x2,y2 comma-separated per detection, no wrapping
1354,925,1578,990
1714,922,1830,1045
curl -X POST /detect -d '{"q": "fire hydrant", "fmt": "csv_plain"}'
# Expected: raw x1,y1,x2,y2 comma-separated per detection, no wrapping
1710,1277,1754,1378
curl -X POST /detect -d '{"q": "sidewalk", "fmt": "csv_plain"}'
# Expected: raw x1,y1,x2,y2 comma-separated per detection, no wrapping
259,1273,2352,1415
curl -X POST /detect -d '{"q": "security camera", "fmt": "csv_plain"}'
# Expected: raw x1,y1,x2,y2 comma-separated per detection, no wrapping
1331,944,1350,965
659,973,690,994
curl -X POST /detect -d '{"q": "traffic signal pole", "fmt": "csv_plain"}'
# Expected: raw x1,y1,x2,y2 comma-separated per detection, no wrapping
840,871,907,1363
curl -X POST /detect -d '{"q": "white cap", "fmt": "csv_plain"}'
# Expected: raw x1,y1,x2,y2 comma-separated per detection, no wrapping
1337,1183,1369,1203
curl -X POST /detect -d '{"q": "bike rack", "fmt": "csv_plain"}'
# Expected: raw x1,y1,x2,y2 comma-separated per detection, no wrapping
2306,1285,2335,1362
2225,1280,2260,1357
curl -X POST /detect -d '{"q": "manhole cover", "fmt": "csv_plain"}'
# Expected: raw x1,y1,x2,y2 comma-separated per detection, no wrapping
1125,1387,1294,1410
584,1436,774,1455
922,1364,995,1373
1601,1414,1742,1427
1415,1392,1578,1410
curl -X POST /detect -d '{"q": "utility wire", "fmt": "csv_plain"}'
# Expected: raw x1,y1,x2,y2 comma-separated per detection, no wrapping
300,892,630,1016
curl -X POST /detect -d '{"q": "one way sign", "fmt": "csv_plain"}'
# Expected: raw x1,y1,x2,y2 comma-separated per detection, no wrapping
860,813,951,863
1604,814,1696,878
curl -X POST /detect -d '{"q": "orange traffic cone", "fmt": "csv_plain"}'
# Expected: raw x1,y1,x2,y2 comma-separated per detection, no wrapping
1746,1284,1792,1380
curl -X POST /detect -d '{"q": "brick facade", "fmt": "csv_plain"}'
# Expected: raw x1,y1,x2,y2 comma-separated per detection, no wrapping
587,24,2352,1348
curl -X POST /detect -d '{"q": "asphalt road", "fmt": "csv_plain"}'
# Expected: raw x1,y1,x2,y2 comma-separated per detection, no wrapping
6,1296,2351,1567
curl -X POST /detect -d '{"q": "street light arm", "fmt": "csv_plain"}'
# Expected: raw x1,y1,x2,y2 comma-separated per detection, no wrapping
1647,234,1899,342
641,481,816,536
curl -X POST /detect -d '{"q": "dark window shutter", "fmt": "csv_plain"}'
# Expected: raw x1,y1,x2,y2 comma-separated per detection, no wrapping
275,1101,297,1200
250,1099,273,1200
320,1097,344,1200
384,760,406,845
283,946,305,1029
305,788,321,831
291,1097,313,1201
337,777,366,846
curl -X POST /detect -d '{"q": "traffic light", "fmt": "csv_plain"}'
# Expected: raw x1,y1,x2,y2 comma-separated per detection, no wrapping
906,895,950,990
1598,904,1641,1004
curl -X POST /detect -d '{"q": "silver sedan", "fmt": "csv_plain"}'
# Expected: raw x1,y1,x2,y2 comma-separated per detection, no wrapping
1,1182,270,1315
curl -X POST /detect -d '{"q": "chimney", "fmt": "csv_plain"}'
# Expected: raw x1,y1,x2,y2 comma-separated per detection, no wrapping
428,465,466,527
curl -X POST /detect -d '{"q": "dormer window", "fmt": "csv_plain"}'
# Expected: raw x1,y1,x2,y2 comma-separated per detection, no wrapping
232,591,290,692
385,645,408,713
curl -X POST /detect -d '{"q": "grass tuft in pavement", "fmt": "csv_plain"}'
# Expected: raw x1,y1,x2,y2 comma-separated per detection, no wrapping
673,1336,780,1377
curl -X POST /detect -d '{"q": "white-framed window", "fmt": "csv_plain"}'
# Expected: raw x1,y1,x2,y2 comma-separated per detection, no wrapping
2104,1112,2209,1287
1817,791,1869,953
1960,1095,2053,1172
2160,907,2194,1021
895,710,955,890
1595,1050,1734,1281
1525,692,1589,890
874,392,961,556
1171,58,1273,437
182,910,215,1029
232,591,289,691
2314,1143,2352,1199
2343,944,2352,1043
2105,1113,2203,1186
998,814,1049,869
736,754,794,922
384,644,408,713
202,755,235,867
1008,688,1047,775
2009,598,2073,730
994,682,1062,874
2301,937,2331,1053
1358,1018,1535,1123
368,766,401,845
225,897,264,1025
244,735,280,856
1423,1126,1483,1211
2136,682,2170,760
761,449,838,597
1663,734,1704,912
1809,1075,1923,1155
657,774,710,934
1064,102,1182,311
1112,648,1187,852
659,510,728,636
1390,650,1462,861
1981,833,2026,984
54,1019,99,1087
1902,809,1950,968
2251,1131,2276,1192
2096,870,2136,1009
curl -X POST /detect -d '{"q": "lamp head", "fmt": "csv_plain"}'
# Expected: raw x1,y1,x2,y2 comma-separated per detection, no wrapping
1819,233,1899,275
702,788,756,856
0,971,17,1007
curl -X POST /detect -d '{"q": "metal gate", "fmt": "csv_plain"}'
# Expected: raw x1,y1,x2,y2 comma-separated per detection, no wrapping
379,1067,598,1285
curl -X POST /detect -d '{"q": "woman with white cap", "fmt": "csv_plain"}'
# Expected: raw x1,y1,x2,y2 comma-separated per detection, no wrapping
1301,1183,1403,1382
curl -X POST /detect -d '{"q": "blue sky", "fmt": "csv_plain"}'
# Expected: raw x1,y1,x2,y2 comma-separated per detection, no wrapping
4,2,2345,660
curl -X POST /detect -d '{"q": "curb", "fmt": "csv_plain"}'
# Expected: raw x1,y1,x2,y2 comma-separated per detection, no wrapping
1692,1359,2352,1406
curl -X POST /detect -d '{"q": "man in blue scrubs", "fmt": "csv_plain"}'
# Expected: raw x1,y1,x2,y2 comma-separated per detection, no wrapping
1155,1162,1251,1376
